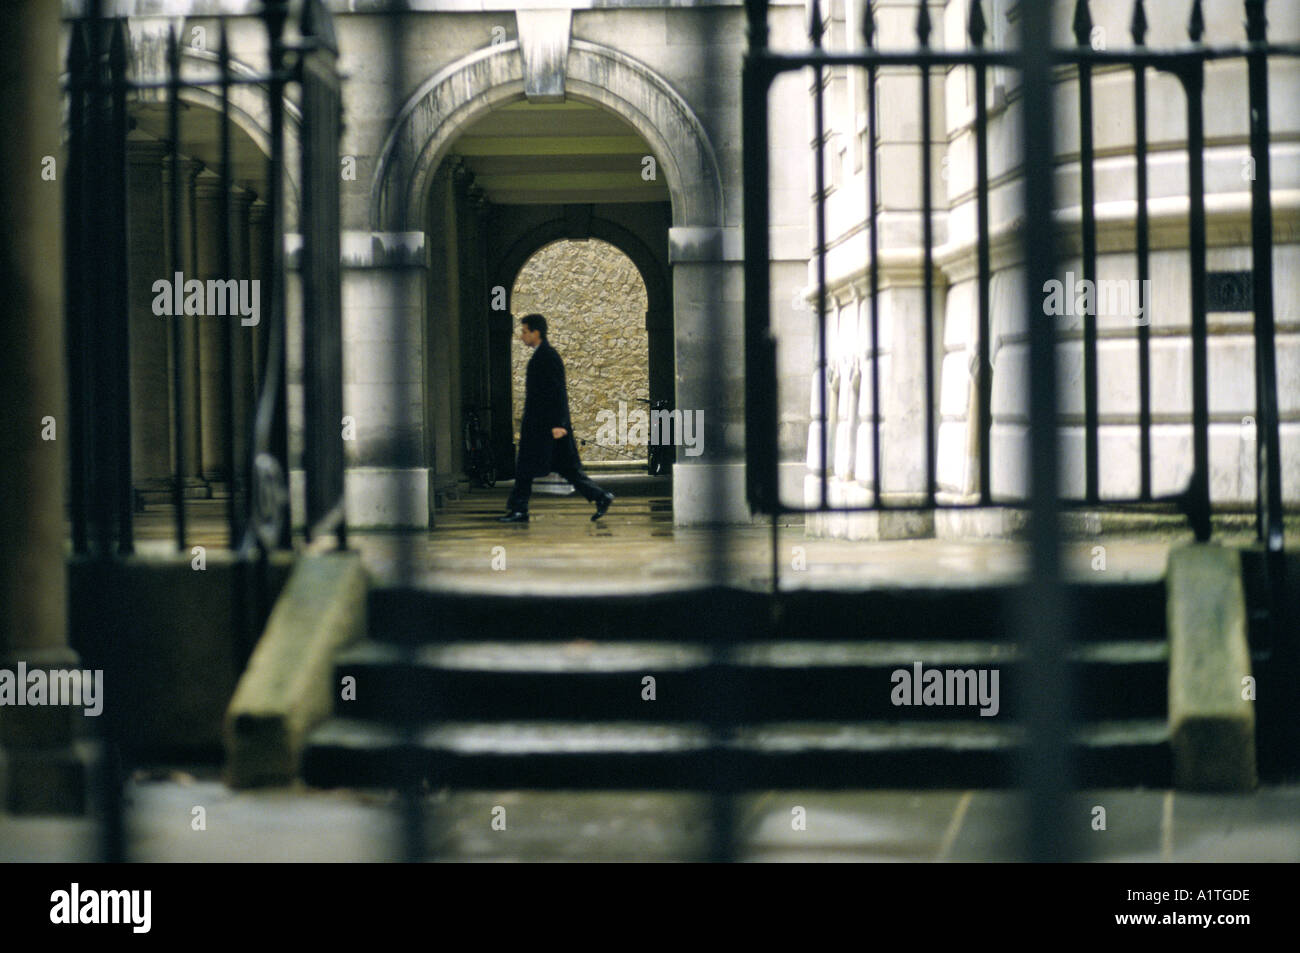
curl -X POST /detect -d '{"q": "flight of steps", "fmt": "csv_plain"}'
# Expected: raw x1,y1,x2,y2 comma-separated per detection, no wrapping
301,582,1171,790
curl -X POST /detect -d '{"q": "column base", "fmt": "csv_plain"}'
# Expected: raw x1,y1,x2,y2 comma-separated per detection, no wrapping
292,467,430,530
0,741,97,815
1,647,96,815
672,462,806,526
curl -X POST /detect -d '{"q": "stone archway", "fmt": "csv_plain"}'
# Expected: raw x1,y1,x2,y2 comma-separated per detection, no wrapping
369,40,724,233
117,34,303,215
488,216,674,474
367,36,742,525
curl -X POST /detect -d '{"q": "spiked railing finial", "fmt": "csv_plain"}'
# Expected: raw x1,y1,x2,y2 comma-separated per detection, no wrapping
969,0,987,48
1188,0,1205,42
1244,0,1267,43
1130,0,1148,45
916,0,931,46
1073,0,1093,47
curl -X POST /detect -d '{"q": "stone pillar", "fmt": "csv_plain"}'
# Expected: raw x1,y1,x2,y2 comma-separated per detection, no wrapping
163,156,206,490
0,0,92,813
866,1,944,515
668,228,750,524
297,230,430,529
195,171,233,488
126,136,174,498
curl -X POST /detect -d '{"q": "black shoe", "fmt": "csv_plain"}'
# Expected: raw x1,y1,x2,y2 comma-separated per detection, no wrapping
591,492,614,521
498,510,529,523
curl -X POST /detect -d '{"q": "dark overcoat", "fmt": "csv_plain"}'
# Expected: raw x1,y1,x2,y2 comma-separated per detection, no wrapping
516,340,581,479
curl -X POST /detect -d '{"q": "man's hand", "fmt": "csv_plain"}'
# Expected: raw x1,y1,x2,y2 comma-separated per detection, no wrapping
551,427,567,439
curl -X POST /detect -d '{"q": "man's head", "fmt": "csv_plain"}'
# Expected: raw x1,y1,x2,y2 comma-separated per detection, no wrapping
519,313,547,348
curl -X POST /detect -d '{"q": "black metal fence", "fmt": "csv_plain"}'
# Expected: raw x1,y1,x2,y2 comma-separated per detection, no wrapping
55,0,1295,864
745,0,1292,552
64,0,345,596
743,0,1295,859
64,0,345,860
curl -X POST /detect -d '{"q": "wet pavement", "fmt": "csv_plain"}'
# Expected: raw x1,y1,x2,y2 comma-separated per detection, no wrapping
4,775,1298,862
130,472,1198,593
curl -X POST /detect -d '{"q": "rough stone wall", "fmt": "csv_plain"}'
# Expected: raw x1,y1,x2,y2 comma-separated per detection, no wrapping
511,239,648,463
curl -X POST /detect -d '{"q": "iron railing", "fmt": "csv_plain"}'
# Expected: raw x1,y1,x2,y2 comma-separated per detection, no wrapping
64,0,345,600
63,0,345,860
743,0,1296,859
745,0,1293,552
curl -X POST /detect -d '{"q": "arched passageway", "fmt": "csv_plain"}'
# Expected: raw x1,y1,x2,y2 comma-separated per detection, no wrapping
420,95,674,492
509,239,650,466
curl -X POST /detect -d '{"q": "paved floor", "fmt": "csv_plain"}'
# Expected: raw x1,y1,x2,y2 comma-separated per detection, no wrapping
131,473,1200,593
4,776,1298,862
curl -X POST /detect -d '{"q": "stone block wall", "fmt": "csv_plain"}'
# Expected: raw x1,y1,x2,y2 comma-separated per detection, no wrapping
510,239,649,462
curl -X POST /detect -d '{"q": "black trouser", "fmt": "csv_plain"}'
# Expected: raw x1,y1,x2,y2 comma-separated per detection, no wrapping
507,457,607,513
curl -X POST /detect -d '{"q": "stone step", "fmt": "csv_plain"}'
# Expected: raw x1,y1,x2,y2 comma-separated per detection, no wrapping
300,717,1171,790
367,581,1166,644
330,638,1167,722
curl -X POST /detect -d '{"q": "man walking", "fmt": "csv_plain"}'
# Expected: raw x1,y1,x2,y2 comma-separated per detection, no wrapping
500,314,615,523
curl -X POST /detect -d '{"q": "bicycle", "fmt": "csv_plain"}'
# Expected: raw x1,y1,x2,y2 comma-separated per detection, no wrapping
637,397,675,476
463,407,497,488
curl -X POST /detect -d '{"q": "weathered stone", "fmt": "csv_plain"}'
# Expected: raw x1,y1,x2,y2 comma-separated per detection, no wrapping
1166,544,1256,792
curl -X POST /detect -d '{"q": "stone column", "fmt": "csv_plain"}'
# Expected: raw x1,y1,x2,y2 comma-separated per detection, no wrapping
126,136,174,500
0,0,92,813
163,155,206,491
868,1,944,517
669,228,749,524
195,170,233,488
332,231,430,528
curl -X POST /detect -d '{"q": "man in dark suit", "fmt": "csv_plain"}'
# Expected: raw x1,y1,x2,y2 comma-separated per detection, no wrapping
499,314,615,523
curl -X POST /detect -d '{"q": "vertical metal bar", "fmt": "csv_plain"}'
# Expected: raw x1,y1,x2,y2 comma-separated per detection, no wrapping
167,26,188,551
1183,10,1211,542
971,1,992,505
110,23,134,554
918,1,936,508
83,0,127,865
89,15,116,557
220,20,240,550
812,0,829,511
1132,1,1152,500
1018,0,1076,863
1245,0,1283,553
369,0,425,864
1074,1,1099,505
743,0,777,516
262,0,291,553
701,0,736,867
66,22,89,555
865,7,881,509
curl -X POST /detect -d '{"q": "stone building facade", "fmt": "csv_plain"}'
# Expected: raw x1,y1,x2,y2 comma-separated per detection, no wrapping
71,0,1299,530
102,0,813,527
800,0,1300,538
